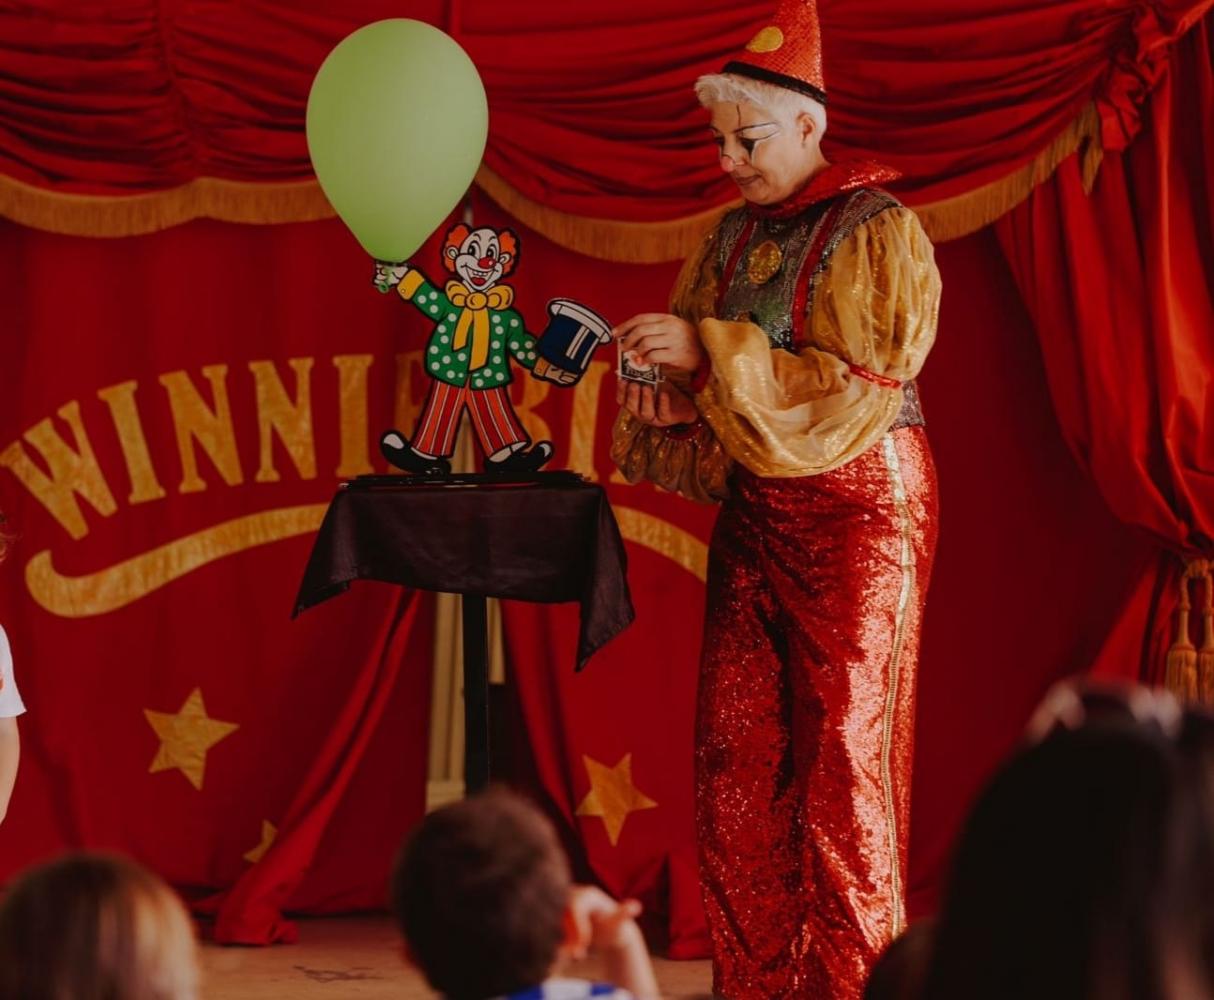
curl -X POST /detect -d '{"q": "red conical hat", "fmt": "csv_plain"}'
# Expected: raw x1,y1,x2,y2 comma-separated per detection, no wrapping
723,0,826,106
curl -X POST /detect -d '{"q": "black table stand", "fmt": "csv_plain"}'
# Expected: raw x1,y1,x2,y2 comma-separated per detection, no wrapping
461,593,491,792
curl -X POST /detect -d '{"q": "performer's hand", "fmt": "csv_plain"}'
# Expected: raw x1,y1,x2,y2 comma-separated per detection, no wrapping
613,313,704,371
372,260,410,294
617,380,698,427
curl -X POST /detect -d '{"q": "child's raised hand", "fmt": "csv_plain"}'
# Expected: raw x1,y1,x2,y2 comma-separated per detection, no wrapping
566,885,644,958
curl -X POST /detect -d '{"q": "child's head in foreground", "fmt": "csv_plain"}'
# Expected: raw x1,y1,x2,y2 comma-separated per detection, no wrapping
0,852,199,1000
391,787,572,999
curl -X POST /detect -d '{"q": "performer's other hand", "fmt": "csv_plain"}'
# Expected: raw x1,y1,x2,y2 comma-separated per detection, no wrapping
372,260,410,293
613,312,704,371
617,380,698,427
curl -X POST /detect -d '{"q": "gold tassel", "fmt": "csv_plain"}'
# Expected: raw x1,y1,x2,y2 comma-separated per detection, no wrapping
1166,559,1202,702
1198,564,1214,703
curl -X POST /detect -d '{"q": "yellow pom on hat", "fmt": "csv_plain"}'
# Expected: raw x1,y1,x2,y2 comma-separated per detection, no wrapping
746,26,785,53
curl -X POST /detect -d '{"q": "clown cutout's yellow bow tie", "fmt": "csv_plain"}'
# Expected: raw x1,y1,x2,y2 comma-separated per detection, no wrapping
446,281,515,370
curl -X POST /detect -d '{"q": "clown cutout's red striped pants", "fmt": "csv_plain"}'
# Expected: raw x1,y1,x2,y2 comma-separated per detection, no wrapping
412,380,528,458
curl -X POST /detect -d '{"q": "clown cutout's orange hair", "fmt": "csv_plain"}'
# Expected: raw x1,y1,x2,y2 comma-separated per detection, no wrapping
442,224,520,277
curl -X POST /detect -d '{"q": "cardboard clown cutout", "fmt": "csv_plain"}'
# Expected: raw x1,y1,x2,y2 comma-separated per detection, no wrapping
374,223,610,475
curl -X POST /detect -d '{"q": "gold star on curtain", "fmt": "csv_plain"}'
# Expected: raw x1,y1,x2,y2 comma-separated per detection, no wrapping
144,688,238,791
243,820,278,864
575,753,658,846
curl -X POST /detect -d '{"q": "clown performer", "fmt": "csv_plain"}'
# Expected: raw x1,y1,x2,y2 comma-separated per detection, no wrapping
374,223,557,475
610,1,941,996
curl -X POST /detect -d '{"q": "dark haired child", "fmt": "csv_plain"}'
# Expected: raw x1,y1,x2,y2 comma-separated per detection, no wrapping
392,788,660,1000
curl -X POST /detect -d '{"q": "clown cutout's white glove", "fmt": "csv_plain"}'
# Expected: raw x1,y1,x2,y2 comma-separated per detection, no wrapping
373,261,411,294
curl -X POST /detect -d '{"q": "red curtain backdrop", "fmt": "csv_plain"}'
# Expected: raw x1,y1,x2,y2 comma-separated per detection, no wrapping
995,17,1214,689
0,189,1156,948
0,0,1209,952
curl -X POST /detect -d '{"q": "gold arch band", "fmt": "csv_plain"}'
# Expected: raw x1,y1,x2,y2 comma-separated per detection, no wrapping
612,505,708,584
24,502,708,619
25,504,328,618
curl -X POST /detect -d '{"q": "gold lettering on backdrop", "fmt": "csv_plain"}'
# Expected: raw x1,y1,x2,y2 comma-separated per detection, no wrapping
248,358,317,483
568,361,612,482
24,504,328,618
392,350,427,451
512,375,552,446
159,366,244,494
96,381,167,505
0,401,118,540
4,352,710,618
613,506,708,583
333,354,375,478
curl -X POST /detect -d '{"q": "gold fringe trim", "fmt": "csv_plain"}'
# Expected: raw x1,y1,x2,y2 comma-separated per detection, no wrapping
1165,557,1214,703
912,104,1103,243
0,173,334,238
0,106,1102,254
474,165,739,264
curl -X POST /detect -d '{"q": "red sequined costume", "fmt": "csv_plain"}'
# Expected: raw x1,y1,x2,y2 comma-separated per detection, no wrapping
612,160,941,998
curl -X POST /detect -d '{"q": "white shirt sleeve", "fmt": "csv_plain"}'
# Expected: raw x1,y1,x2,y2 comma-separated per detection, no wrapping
0,625,26,718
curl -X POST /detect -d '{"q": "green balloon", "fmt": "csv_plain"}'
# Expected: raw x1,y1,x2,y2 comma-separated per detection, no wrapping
306,19,488,262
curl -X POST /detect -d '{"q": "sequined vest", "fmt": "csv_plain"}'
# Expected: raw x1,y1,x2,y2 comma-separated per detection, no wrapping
713,188,924,429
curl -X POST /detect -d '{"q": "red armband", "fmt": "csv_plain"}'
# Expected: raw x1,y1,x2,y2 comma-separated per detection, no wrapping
847,363,901,389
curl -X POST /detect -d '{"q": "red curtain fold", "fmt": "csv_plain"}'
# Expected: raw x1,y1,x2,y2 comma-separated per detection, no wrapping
203,589,425,944
994,15,1214,685
1,1,1210,221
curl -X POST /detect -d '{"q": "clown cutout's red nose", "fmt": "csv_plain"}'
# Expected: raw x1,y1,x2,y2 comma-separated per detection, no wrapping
478,256,495,269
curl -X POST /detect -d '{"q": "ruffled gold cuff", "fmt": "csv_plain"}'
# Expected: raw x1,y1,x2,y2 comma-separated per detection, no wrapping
610,410,731,504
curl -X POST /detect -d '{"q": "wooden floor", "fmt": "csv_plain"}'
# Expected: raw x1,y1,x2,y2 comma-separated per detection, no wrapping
201,916,713,1000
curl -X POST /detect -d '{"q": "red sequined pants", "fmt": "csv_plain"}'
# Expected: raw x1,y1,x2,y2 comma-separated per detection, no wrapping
697,427,938,999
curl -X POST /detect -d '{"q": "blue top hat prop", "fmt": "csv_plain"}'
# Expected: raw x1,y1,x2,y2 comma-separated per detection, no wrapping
533,299,612,386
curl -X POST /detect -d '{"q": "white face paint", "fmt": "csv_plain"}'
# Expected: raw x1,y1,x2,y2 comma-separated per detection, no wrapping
446,227,512,290
707,101,821,206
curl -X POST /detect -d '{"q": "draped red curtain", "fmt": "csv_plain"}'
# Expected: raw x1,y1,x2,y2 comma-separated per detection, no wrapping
995,16,1214,691
3,1,1211,242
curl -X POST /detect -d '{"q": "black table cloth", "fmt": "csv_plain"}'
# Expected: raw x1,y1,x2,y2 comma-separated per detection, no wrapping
293,476,635,670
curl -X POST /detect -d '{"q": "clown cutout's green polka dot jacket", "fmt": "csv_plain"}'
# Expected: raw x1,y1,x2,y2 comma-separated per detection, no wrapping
397,269,540,389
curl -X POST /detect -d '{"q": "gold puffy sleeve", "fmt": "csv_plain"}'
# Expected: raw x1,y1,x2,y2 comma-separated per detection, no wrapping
695,205,940,477
610,224,733,504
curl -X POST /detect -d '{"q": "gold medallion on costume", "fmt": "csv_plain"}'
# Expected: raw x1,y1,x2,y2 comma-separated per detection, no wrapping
746,240,783,285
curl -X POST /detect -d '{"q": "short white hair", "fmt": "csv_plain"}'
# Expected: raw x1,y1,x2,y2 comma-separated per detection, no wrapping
695,72,827,139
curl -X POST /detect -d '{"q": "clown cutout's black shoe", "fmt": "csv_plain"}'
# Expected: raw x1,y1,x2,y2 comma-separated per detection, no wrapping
379,431,451,476
485,441,554,474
